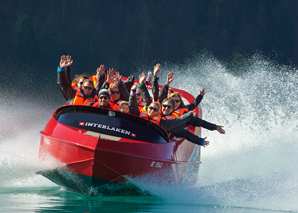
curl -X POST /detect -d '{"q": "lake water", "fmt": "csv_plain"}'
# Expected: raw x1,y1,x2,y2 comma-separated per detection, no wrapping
0,54,297,212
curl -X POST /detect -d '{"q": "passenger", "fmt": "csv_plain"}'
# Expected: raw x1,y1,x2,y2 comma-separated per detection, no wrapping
71,74,89,90
139,102,161,124
170,89,205,117
118,101,130,113
160,98,179,120
129,73,153,115
89,89,113,109
57,55,98,105
108,71,129,110
161,96,225,134
159,98,210,147
129,79,199,140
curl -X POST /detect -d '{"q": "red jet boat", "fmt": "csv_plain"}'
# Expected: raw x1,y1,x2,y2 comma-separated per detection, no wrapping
38,83,202,196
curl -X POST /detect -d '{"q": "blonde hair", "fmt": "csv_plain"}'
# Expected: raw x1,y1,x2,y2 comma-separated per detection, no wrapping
169,92,184,107
109,82,119,89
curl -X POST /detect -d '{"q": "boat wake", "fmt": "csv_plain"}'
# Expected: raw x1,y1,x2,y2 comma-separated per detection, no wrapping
0,53,297,212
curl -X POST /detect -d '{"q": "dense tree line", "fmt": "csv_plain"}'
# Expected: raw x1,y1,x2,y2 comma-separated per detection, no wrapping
0,0,297,77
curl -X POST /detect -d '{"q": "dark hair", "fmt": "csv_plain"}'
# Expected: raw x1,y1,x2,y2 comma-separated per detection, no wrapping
162,98,175,108
83,79,94,86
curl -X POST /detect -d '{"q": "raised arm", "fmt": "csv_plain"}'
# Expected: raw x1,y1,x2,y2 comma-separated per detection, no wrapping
159,71,174,103
57,55,77,102
139,72,152,107
152,63,160,102
95,65,107,91
116,71,129,101
186,87,205,111
128,84,140,115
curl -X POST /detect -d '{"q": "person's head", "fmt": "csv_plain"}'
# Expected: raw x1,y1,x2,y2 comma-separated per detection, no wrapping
73,73,89,89
147,102,160,118
169,93,184,110
161,98,175,116
109,82,121,101
167,88,175,97
98,89,111,107
136,88,144,104
82,79,94,96
119,101,129,113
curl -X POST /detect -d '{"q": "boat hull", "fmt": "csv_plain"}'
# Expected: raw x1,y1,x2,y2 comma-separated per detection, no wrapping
39,105,201,195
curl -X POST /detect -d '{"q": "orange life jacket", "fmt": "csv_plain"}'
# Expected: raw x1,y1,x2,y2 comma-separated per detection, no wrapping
137,101,145,111
173,107,189,117
71,82,78,90
139,108,161,124
72,90,98,105
161,112,179,120
109,98,124,111
92,75,98,86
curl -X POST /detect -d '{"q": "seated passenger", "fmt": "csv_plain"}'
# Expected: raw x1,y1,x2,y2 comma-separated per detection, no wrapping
71,73,89,90
159,98,210,147
129,73,153,115
160,98,179,120
90,89,113,109
170,89,205,116
129,80,197,137
57,55,98,105
139,102,162,124
161,96,225,134
109,72,129,110
118,101,129,113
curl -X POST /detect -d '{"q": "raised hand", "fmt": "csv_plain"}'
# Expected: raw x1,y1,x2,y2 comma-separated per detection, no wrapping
106,68,115,82
97,65,106,76
153,63,160,76
131,84,137,91
217,126,225,134
166,71,174,86
59,55,73,68
115,71,122,81
199,87,206,96
139,72,146,84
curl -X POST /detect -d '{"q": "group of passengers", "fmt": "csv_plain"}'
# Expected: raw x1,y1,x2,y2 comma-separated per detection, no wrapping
57,55,225,147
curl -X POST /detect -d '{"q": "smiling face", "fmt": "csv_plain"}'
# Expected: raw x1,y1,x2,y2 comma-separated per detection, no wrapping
171,96,181,110
148,103,159,118
136,89,143,104
119,103,129,113
161,101,174,116
82,82,94,96
98,94,110,107
110,86,120,101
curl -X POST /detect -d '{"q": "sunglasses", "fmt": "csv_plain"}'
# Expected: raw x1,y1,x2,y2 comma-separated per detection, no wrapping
149,106,159,112
136,93,142,96
162,104,173,109
111,91,120,94
99,96,109,100
83,86,93,90
173,99,181,103
79,82,84,85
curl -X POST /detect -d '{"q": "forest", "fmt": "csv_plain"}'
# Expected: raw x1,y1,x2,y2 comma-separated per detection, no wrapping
1,0,297,78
